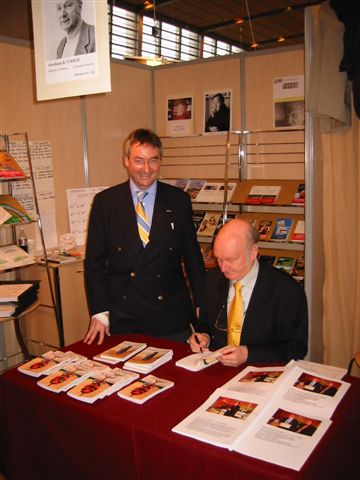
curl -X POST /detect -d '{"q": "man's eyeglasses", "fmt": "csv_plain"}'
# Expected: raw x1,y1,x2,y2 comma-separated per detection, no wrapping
132,158,160,167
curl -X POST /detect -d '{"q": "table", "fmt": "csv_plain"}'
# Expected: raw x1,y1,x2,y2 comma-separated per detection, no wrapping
1,335,359,480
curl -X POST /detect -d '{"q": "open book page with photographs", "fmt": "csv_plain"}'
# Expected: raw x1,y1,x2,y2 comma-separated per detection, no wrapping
270,218,294,241
67,367,139,404
117,375,174,404
172,364,350,471
197,212,221,237
37,359,109,393
17,351,86,378
123,346,173,374
93,341,147,364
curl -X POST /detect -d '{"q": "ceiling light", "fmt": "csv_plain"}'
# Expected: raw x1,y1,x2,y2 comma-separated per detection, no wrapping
251,42,258,48
235,18,244,25
144,1,154,10
277,36,285,43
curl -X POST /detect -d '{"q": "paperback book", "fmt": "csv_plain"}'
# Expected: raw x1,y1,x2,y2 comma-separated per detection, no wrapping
175,347,226,372
172,364,350,471
37,359,108,393
196,182,236,203
93,341,147,364
292,183,305,205
257,220,273,240
246,185,281,205
197,212,221,237
291,219,305,242
270,218,294,241
67,367,139,404
18,350,86,378
123,346,173,374
186,179,206,200
274,256,296,274
117,374,174,404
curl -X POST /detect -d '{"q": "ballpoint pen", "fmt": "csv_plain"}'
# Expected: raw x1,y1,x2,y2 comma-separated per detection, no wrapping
189,323,204,354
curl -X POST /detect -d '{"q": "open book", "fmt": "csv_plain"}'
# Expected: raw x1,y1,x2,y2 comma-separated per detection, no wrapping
172,363,350,471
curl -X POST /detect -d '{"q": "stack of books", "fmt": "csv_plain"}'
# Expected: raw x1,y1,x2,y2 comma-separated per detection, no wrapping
117,375,174,404
67,367,139,404
123,346,173,374
93,341,147,365
17,350,86,377
0,280,40,318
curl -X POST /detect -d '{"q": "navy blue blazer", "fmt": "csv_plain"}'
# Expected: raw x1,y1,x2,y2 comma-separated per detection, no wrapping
84,180,205,336
196,262,308,363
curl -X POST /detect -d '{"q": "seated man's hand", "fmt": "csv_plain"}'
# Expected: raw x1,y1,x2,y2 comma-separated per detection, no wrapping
218,345,248,367
83,317,110,345
189,333,210,353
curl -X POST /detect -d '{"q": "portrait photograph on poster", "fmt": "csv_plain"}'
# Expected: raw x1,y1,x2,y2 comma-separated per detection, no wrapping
273,76,304,128
31,0,111,101
204,90,231,134
166,95,193,136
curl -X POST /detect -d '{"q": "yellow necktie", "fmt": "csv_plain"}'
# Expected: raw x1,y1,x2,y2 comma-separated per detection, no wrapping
227,281,243,346
135,191,150,246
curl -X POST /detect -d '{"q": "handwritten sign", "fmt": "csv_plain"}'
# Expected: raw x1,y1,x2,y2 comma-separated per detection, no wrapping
67,187,108,246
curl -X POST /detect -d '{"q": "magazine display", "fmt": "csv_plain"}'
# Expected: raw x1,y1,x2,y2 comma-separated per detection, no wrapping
172,364,350,471
93,341,147,364
117,375,174,404
67,367,139,404
175,347,226,372
17,351,85,378
37,359,108,393
123,346,173,374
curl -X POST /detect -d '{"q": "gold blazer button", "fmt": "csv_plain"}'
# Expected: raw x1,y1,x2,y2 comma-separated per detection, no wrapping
157,295,164,301
130,272,136,278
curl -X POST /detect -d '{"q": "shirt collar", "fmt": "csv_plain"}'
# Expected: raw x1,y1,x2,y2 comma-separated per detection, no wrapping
233,258,259,287
129,178,157,197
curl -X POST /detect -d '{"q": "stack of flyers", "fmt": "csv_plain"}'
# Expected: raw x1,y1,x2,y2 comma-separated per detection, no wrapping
123,346,173,374
175,347,226,372
17,351,86,378
67,367,139,404
93,341,147,365
37,359,109,393
117,375,174,404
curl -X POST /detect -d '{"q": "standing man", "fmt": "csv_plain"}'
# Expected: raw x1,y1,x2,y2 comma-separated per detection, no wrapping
205,93,230,132
56,0,96,59
84,128,205,345
189,219,308,366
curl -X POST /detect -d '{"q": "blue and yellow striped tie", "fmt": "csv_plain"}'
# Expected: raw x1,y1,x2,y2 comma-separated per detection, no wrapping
136,191,150,246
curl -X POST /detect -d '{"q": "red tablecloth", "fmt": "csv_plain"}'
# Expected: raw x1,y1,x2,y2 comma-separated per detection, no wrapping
1,334,359,480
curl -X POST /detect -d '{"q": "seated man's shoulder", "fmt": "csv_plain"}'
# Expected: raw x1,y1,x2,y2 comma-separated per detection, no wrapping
262,262,304,289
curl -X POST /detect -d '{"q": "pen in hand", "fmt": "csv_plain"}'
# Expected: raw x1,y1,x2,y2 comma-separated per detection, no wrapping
190,323,204,354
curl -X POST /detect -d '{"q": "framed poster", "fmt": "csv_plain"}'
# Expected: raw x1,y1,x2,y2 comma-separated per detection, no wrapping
166,95,193,136
31,0,111,101
273,76,304,128
204,90,231,134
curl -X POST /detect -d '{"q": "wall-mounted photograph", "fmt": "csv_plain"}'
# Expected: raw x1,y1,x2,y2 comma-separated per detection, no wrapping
273,76,304,128
204,90,231,134
166,95,193,136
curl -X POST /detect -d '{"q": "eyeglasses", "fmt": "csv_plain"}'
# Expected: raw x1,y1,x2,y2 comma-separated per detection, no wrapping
132,158,160,167
214,304,227,332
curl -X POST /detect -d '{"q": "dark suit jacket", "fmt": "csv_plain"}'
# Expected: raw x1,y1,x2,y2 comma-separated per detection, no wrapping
196,262,308,363
57,21,96,59
84,180,205,337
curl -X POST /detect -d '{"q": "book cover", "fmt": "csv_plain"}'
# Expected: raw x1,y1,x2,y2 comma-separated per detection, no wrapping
174,178,189,190
197,213,221,237
0,151,26,179
192,210,206,231
17,350,84,377
291,219,305,242
270,218,294,241
117,375,174,404
246,186,263,205
257,220,273,240
274,256,296,274
176,348,226,372
292,256,305,283
94,341,147,364
292,183,305,205
246,186,281,205
186,179,206,201
0,194,32,224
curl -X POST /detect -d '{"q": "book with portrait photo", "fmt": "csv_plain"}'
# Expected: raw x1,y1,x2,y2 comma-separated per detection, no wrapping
197,213,222,237
270,218,294,241
257,220,273,241
117,375,174,404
